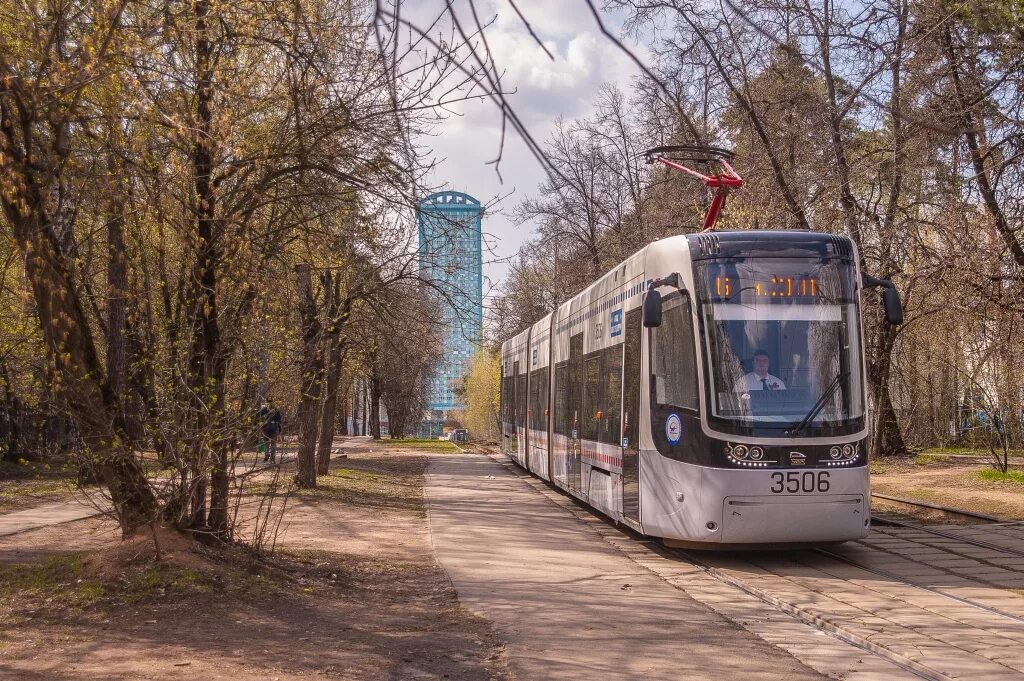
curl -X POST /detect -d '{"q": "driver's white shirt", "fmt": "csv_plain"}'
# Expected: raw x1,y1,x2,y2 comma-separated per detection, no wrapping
734,372,786,391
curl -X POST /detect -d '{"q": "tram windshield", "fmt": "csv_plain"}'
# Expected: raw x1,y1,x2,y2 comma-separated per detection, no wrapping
695,258,865,437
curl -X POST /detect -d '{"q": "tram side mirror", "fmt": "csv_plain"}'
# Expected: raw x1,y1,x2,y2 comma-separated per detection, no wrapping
863,274,904,326
883,286,904,326
643,288,663,327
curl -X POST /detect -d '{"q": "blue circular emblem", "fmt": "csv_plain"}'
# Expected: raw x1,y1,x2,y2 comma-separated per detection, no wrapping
665,413,683,445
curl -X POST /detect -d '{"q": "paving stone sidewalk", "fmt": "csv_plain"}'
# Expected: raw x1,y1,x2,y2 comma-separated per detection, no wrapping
697,529,1024,679
427,451,915,680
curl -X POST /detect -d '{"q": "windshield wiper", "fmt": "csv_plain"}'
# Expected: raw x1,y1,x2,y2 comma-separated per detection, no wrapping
788,371,849,436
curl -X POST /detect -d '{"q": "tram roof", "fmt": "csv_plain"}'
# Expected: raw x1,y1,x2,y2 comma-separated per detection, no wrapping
502,230,857,352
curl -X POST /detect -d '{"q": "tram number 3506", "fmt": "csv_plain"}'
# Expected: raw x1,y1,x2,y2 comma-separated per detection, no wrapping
770,471,830,494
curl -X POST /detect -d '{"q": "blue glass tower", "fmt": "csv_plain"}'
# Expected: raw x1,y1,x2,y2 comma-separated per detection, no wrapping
417,191,484,412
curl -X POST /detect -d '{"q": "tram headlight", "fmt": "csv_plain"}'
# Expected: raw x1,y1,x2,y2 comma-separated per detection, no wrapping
842,443,856,459
749,446,764,461
731,444,749,460
829,446,842,460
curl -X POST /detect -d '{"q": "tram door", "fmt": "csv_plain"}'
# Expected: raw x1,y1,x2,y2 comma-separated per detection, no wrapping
621,309,642,523
517,365,528,468
500,363,508,453
511,361,520,456
568,333,583,493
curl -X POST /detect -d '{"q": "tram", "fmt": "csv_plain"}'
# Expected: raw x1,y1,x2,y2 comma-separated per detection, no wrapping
499,148,903,548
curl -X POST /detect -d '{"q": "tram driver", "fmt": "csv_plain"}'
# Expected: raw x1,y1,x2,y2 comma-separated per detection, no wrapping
733,349,787,392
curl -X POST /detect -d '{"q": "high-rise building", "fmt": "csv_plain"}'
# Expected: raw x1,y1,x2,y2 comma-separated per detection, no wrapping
417,191,483,412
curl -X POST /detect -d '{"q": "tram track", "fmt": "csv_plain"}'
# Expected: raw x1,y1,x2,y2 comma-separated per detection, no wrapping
468,444,1024,680
812,545,1024,622
668,540,1024,681
868,493,1024,566
869,516,1024,559
870,492,1010,524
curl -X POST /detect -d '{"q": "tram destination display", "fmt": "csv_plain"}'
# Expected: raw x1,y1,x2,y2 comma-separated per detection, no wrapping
712,275,819,299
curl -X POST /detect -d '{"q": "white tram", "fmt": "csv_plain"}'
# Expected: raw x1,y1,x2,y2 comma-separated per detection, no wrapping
499,231,903,547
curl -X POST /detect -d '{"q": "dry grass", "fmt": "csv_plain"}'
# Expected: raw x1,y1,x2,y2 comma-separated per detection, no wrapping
0,529,242,623
291,456,427,516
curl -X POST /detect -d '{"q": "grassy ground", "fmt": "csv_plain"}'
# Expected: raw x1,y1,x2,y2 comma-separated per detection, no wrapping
0,459,78,513
0,550,222,611
977,469,1024,485
373,438,458,450
917,446,1024,459
290,460,425,516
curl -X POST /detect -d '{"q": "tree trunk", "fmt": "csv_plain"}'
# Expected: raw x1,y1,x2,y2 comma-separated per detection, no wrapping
370,375,382,439
295,264,324,487
0,364,18,463
944,30,1024,270
340,392,349,436
816,0,863,250
188,0,231,537
361,380,368,436
2,206,157,534
868,321,908,457
106,191,129,430
316,339,345,475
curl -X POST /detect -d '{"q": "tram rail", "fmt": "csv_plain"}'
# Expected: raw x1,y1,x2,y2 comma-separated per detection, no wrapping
869,493,1024,560
869,516,1024,559
871,491,1010,523
467,443,1024,680
811,545,1024,622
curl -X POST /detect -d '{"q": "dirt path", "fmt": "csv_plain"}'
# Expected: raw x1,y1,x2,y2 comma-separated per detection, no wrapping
0,447,508,680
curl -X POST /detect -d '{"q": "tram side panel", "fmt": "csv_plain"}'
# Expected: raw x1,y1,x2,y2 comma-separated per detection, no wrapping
516,363,528,468
499,351,512,457
577,267,646,524
636,279,709,541
500,329,531,469
550,298,578,495
548,255,647,526
499,349,510,456
526,314,553,481
516,330,530,469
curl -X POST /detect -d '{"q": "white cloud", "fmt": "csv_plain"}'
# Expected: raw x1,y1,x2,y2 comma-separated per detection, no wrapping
405,1,651,302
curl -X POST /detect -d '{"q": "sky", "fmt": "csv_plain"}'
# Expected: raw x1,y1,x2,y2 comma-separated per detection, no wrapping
410,0,648,306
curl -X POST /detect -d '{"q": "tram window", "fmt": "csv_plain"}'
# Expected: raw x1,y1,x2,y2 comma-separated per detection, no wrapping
600,347,622,445
506,375,515,426
532,368,540,428
651,293,698,412
583,354,601,441
540,370,550,431
500,374,507,426
517,373,527,428
509,376,516,426
569,334,583,437
554,362,568,435
529,369,548,430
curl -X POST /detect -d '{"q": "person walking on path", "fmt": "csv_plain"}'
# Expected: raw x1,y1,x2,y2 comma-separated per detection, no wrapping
259,404,283,463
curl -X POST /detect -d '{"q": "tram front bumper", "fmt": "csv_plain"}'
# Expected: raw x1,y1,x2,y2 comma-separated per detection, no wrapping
720,494,868,544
